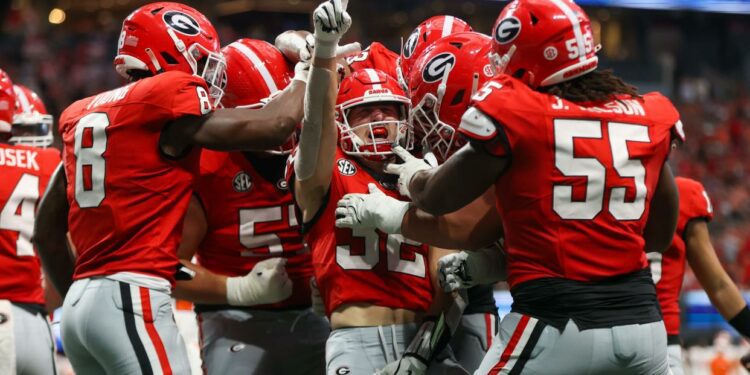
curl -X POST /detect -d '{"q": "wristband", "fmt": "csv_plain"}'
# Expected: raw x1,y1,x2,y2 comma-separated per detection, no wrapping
730,305,750,339
313,38,338,59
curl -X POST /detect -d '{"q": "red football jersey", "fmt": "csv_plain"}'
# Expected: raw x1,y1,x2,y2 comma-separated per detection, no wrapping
346,42,399,80
651,177,713,335
59,71,211,285
289,148,433,316
194,150,312,308
0,144,60,304
460,75,680,288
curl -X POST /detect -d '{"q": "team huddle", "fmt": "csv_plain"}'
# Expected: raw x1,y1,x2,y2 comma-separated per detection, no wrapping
1,0,749,374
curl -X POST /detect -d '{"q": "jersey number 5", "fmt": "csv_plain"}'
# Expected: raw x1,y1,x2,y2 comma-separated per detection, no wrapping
74,113,109,208
553,119,651,220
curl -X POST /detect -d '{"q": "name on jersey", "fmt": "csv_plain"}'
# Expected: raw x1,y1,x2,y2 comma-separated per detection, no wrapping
0,149,39,171
86,84,133,110
577,99,646,117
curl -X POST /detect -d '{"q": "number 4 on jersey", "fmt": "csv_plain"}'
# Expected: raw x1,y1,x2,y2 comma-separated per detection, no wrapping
0,174,39,256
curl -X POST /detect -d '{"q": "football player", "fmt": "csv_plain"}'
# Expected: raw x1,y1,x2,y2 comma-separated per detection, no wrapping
288,2,442,373
396,15,473,90
33,2,307,374
336,0,683,373
171,38,329,374
0,71,61,374
648,175,750,375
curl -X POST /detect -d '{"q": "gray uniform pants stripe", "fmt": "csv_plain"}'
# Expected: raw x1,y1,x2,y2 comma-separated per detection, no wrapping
61,278,191,375
476,313,670,375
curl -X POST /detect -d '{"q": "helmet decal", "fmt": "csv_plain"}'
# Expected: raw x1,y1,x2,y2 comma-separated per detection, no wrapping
163,11,201,36
403,27,421,59
494,16,521,45
422,53,455,83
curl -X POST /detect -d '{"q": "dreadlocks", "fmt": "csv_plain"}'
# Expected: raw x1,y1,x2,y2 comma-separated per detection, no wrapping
539,69,641,103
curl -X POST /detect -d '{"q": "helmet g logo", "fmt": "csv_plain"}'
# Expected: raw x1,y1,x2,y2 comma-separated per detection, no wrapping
422,53,456,83
163,11,201,36
403,28,420,59
495,17,521,45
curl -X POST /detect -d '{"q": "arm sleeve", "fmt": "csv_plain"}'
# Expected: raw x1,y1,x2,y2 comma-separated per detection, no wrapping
169,74,214,120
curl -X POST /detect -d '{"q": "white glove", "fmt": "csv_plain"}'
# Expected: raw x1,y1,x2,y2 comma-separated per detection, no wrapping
384,146,438,198
309,277,326,317
438,244,508,293
375,354,427,375
312,0,352,58
335,183,411,234
292,60,311,83
302,34,361,62
226,258,292,306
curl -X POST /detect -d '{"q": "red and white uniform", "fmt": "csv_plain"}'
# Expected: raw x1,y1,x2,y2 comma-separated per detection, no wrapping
653,177,713,336
461,75,680,288
347,42,399,80
289,149,433,316
59,71,211,285
194,150,312,308
0,143,60,304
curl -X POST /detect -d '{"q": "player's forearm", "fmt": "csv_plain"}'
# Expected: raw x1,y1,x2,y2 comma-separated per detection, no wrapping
295,56,337,220
403,185,503,249
644,163,679,253
172,261,229,304
34,165,75,296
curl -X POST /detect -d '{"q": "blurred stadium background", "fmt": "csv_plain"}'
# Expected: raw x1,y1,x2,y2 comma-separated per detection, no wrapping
2,0,749,373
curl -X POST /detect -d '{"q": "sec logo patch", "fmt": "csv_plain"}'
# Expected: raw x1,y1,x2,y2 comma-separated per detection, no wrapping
337,159,357,176
233,171,253,192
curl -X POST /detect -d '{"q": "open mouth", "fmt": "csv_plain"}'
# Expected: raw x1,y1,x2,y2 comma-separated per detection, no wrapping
370,125,390,142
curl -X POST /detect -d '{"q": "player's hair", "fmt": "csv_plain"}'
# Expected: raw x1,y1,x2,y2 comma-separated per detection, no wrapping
538,69,641,103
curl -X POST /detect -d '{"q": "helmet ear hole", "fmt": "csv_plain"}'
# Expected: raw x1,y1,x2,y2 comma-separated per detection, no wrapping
450,89,465,106
512,69,526,79
530,13,539,25
160,52,178,65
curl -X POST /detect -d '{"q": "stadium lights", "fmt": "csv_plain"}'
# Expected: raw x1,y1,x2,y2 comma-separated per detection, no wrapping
48,8,66,24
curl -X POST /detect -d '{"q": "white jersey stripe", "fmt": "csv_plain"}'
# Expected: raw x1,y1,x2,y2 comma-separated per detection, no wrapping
442,16,455,38
549,0,587,62
229,42,279,94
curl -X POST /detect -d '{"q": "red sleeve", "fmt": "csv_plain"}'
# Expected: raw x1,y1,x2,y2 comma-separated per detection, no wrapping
170,74,213,119
678,178,714,223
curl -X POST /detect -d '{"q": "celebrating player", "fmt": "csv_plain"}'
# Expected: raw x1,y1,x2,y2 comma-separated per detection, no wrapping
0,71,61,375
649,175,750,375
338,0,683,373
397,15,473,90
33,2,306,374
172,38,329,374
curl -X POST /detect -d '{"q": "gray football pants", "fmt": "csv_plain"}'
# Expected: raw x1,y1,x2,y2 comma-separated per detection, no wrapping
0,300,55,375
451,313,498,373
61,278,191,375
475,312,670,374
327,324,468,375
667,344,683,375
198,308,329,374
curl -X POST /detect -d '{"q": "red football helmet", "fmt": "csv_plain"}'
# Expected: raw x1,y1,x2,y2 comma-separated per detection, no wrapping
409,32,495,163
336,69,412,161
397,15,473,91
491,0,599,88
0,69,14,134
222,38,296,154
11,84,53,148
114,2,225,105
